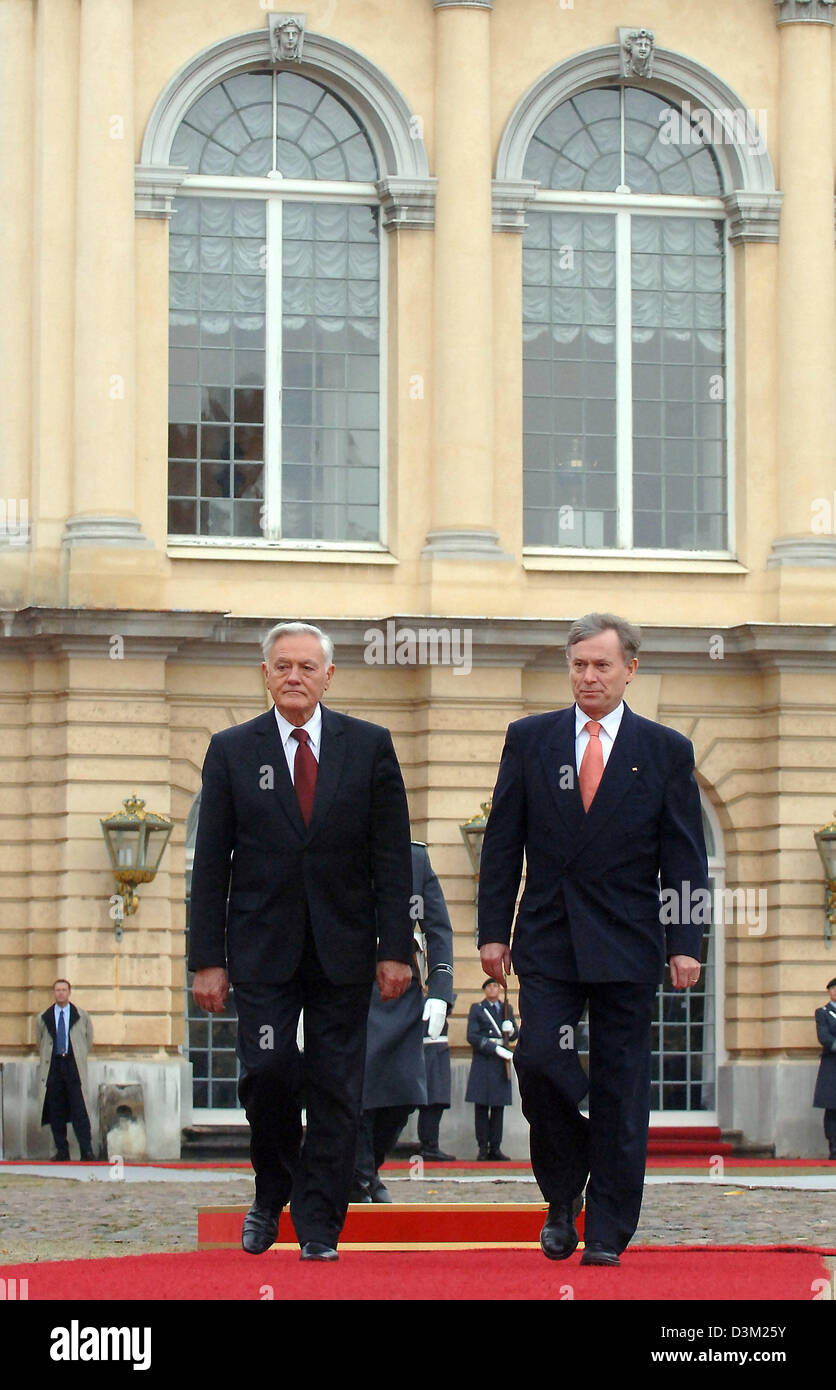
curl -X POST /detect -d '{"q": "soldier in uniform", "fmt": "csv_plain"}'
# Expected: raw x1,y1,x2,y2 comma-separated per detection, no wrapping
813,976,836,1159
465,978,519,1160
352,841,455,1201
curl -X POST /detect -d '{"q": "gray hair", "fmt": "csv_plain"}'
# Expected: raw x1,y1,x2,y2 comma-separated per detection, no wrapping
565,613,642,663
262,621,334,666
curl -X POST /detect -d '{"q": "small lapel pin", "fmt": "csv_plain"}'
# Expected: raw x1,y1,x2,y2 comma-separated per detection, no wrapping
632,767,639,772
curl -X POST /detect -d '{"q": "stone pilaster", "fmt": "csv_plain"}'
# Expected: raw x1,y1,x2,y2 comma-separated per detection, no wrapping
425,0,507,560
767,6,836,569
65,0,151,553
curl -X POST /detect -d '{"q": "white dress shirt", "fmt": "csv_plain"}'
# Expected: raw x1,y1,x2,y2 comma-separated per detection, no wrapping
574,701,625,773
273,703,322,784
53,1003,70,1054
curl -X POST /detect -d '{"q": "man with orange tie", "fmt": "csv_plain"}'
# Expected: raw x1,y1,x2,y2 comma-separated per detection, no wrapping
189,622,413,1262
477,613,707,1267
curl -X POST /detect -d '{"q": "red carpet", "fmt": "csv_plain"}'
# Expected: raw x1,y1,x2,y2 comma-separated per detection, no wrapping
1,1246,831,1301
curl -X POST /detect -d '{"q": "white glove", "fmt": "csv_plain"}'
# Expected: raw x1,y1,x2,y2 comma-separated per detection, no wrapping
496,1045,513,1061
501,1019,514,1035
423,997,447,1039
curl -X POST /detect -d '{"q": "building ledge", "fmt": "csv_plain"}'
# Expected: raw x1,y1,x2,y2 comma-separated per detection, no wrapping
522,550,748,575
167,542,398,565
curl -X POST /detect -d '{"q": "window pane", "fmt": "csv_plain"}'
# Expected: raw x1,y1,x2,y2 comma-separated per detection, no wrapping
524,212,616,547
168,198,266,537
171,71,378,181
281,203,380,541
632,216,726,549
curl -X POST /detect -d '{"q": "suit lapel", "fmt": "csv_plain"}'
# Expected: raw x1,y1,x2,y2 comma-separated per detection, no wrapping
540,708,585,839
569,704,640,859
255,709,307,840
42,1007,56,1039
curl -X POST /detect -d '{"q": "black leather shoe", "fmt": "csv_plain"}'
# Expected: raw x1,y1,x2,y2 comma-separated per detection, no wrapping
369,1176,392,1204
539,1194,584,1261
241,1200,280,1255
80,1151,95,1161
476,1149,490,1161
51,1152,70,1161
420,1148,456,1162
300,1241,339,1261
580,1241,621,1267
349,1180,373,1203
488,1148,510,1161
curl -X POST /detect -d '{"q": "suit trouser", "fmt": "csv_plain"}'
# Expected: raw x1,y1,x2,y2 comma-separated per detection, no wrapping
824,1109,836,1146
514,976,657,1253
233,926,372,1247
354,1105,412,1184
45,1054,93,1156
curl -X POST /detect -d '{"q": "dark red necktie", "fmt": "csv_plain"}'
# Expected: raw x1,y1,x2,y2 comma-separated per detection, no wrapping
291,727,317,826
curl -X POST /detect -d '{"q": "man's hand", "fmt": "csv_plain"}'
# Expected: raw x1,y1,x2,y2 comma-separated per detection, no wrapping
495,1045,513,1061
193,967,229,1014
669,955,701,990
480,943,511,987
377,959,413,1001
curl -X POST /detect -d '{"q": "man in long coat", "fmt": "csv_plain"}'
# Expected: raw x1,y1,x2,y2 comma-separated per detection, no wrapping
352,841,455,1199
465,978,519,1160
813,976,836,1159
36,979,95,1160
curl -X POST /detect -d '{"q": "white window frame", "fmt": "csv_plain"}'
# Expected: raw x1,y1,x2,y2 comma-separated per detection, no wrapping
169,173,389,552
522,187,735,562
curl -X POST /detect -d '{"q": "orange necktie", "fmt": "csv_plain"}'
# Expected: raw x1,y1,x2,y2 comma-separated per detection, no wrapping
578,720,604,811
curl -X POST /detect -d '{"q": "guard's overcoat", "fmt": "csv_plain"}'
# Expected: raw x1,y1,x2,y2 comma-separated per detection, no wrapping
464,998,519,1107
361,843,455,1110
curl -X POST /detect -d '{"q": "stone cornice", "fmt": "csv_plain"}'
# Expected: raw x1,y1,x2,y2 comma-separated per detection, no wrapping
376,176,437,231
775,0,834,23
135,164,190,220
724,191,783,245
2,610,836,673
492,179,540,231
433,1,492,8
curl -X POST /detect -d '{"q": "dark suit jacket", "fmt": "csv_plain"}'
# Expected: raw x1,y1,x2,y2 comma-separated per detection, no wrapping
477,703,708,984
813,1002,836,1108
188,704,414,986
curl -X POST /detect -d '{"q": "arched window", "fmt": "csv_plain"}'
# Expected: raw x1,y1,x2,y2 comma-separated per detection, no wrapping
167,71,382,545
522,87,729,554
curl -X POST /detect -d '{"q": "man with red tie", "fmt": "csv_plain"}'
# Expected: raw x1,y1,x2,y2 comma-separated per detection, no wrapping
189,622,413,1261
477,613,707,1267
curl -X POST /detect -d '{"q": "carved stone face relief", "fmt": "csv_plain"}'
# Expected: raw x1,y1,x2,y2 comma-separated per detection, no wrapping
619,27,655,79
268,15,306,64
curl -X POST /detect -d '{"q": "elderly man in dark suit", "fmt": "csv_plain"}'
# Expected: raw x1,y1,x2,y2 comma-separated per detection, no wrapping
478,612,707,1267
813,976,836,1159
189,621,413,1261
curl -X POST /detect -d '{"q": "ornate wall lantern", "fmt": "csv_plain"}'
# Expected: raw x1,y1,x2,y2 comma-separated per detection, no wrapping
460,799,492,939
101,795,173,941
814,812,836,949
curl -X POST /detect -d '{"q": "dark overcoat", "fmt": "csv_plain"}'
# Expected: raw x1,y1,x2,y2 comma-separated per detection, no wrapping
361,843,455,1109
464,998,519,1107
812,1001,836,1108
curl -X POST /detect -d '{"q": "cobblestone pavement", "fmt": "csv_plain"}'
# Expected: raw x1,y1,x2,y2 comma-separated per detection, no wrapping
0,1172,833,1265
